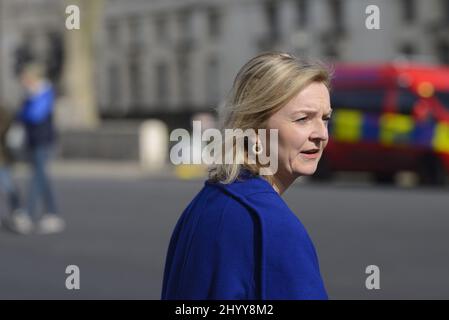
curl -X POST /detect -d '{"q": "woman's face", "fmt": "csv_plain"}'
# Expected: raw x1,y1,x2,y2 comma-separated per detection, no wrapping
265,81,332,181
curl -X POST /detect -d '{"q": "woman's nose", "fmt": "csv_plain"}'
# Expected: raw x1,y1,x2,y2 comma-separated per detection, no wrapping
310,120,329,142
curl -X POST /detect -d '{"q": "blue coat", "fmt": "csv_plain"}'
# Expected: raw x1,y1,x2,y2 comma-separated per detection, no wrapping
19,84,56,148
161,171,328,300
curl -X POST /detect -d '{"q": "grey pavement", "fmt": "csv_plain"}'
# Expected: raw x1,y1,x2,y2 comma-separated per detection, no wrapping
0,163,449,299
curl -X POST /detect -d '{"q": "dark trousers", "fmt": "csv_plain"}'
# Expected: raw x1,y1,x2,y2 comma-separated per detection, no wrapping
27,145,57,217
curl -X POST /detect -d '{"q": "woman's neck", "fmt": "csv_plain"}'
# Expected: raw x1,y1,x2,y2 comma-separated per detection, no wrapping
270,171,296,195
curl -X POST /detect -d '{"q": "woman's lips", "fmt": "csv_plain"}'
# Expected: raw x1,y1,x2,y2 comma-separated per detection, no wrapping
300,149,320,159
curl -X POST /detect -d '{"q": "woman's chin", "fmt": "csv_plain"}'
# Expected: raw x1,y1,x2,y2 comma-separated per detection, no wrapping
293,163,319,176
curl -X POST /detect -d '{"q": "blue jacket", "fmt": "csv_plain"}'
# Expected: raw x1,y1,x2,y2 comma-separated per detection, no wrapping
161,171,328,300
19,83,56,148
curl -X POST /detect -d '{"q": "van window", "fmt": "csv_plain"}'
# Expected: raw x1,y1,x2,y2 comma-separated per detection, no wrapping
330,89,385,112
436,91,449,110
397,89,418,114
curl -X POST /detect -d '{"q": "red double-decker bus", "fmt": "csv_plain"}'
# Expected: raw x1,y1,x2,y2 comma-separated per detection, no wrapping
317,63,449,185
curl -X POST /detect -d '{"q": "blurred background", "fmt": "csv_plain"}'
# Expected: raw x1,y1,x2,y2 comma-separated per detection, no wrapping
0,0,449,299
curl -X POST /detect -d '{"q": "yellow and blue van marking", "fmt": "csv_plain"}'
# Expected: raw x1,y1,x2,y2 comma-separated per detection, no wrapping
329,109,449,153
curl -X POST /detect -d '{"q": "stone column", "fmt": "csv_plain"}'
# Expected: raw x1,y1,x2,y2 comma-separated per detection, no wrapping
58,0,104,129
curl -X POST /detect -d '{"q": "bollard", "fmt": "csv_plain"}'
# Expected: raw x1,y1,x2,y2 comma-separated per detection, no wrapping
139,119,168,171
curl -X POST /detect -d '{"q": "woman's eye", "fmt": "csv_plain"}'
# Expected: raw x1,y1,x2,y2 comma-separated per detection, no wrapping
295,117,307,122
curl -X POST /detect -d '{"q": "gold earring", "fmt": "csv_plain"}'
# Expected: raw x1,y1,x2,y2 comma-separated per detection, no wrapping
252,142,263,155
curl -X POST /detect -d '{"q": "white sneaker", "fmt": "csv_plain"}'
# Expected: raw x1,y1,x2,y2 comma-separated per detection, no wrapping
36,214,66,235
1,210,34,235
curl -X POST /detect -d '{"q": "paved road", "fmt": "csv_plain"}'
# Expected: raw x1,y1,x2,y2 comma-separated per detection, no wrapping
1,174,449,299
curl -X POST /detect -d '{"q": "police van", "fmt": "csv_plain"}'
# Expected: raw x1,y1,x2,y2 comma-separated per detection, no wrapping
317,63,449,185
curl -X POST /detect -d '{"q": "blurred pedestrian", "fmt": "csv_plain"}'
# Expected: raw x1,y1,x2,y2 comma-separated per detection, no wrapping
0,107,27,232
3,63,65,234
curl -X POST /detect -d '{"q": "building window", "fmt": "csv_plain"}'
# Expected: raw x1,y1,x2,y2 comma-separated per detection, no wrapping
296,0,308,28
178,9,193,41
265,0,280,40
436,40,449,65
106,19,119,46
206,57,219,104
46,32,64,84
443,0,449,24
129,15,143,46
108,63,121,109
323,42,339,60
129,58,142,108
177,55,191,104
155,13,168,43
329,0,345,35
156,62,169,104
400,43,416,58
402,0,416,24
207,7,221,39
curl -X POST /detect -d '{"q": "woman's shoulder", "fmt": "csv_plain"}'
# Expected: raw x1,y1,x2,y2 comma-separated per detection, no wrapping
176,178,271,245
206,175,289,210
205,173,277,200
178,181,255,237
202,175,301,232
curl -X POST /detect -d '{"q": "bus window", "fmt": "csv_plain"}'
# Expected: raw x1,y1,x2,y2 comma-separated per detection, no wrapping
330,89,385,112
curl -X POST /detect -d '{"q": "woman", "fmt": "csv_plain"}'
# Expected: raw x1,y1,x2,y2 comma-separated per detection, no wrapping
17,63,64,234
162,52,332,300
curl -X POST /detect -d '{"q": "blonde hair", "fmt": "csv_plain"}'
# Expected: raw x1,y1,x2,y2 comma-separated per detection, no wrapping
208,51,331,185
